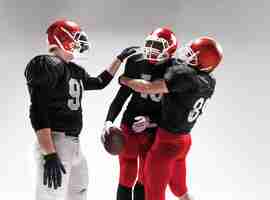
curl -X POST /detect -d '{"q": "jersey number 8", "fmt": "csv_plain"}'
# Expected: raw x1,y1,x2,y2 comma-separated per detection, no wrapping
188,97,210,123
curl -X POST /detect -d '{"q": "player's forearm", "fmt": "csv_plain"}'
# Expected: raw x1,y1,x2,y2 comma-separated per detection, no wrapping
120,76,169,94
105,58,122,76
36,128,56,154
105,86,131,122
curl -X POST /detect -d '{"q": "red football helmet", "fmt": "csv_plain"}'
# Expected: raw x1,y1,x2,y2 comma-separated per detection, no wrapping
46,20,89,54
178,37,223,72
144,27,178,64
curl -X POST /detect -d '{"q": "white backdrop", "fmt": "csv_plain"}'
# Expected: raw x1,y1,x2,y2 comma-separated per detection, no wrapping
0,0,269,199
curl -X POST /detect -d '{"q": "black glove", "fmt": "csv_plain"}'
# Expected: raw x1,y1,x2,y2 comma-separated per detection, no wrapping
117,46,140,62
43,153,66,189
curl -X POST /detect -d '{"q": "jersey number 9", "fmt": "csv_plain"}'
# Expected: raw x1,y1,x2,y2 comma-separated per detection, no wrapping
68,78,82,111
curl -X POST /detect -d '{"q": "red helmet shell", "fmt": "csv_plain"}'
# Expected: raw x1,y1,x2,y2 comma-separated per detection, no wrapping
190,37,223,71
46,20,81,53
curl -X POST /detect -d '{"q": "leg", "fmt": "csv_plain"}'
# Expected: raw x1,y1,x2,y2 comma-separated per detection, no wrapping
169,136,192,199
144,128,191,200
169,159,188,198
133,133,155,200
133,182,145,200
35,133,74,200
66,145,89,200
117,124,140,200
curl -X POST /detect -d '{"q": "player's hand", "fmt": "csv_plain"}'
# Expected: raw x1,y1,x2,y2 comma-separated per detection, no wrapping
43,153,66,190
132,116,157,133
117,46,140,62
101,121,114,144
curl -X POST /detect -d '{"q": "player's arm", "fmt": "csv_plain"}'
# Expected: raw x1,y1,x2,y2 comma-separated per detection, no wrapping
120,64,195,94
120,76,169,94
104,85,132,129
25,58,57,154
103,55,137,131
83,46,139,90
25,56,66,189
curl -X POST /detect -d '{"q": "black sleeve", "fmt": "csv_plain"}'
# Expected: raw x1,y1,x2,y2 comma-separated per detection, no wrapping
123,57,138,78
82,70,113,90
164,64,195,93
24,56,60,131
105,86,132,122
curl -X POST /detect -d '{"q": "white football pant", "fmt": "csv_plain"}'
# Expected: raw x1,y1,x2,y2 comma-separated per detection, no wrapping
34,132,89,200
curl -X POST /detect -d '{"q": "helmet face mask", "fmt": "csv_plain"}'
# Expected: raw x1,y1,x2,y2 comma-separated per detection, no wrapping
73,31,89,53
177,45,199,66
144,38,169,63
143,27,178,64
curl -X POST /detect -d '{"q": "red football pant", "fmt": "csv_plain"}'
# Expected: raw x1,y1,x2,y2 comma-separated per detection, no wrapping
119,124,155,187
144,128,191,200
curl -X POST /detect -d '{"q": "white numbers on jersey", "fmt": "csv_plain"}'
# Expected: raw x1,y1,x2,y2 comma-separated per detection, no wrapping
187,97,210,123
67,78,82,111
140,74,162,102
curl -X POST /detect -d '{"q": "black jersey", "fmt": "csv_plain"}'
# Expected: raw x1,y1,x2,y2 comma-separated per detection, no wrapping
160,62,216,134
25,55,113,136
106,53,172,130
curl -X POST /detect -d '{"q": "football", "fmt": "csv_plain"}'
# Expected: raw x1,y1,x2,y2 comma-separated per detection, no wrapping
102,126,125,155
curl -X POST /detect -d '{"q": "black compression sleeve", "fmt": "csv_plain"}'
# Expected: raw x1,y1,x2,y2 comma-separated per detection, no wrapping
83,70,113,90
105,86,132,122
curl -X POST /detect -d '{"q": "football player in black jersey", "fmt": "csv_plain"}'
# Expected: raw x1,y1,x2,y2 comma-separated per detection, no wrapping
103,28,178,200
24,19,138,200
120,37,223,200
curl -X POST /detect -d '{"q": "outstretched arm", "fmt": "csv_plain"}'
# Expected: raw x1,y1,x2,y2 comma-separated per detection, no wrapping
83,46,139,90
120,64,196,94
83,58,120,90
120,76,169,94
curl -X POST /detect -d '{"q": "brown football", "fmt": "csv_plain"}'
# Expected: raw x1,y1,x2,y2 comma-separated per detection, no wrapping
102,127,125,155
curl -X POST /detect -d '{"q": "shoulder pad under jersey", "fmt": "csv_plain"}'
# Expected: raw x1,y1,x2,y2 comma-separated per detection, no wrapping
25,55,64,87
165,62,196,79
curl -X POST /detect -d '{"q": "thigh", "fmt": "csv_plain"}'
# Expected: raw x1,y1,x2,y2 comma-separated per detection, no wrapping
137,133,155,184
120,124,140,158
66,149,89,200
144,129,191,200
118,124,140,187
34,135,74,200
144,140,175,200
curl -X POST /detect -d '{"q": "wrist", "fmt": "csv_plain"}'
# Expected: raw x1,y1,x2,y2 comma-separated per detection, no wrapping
105,121,113,128
43,152,58,160
116,55,123,62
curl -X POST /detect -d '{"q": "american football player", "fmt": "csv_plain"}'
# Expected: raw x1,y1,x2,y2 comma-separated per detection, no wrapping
24,19,138,200
103,28,178,200
120,37,223,200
